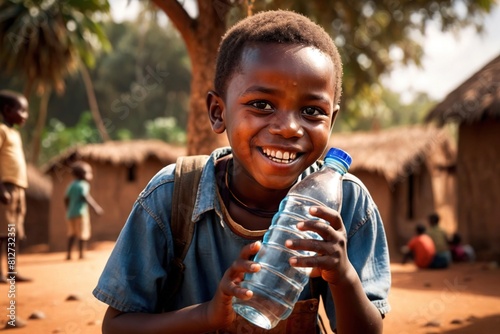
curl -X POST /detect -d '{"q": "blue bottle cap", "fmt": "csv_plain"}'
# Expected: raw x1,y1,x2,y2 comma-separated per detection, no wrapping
325,147,352,170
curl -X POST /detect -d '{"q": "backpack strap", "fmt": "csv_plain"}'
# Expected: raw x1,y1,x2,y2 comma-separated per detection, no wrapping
163,155,209,311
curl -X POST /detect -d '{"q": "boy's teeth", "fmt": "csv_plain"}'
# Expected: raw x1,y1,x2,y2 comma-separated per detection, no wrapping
263,148,296,163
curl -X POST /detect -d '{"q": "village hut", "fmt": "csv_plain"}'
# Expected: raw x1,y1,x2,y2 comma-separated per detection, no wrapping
23,164,52,250
425,54,500,261
329,125,456,258
44,140,186,251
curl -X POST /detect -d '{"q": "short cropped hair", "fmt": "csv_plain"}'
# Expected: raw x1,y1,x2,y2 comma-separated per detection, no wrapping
71,161,91,179
214,10,343,105
428,213,440,226
416,223,426,235
0,90,24,113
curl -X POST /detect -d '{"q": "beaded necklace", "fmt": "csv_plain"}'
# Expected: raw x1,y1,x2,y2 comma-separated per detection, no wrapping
225,159,278,218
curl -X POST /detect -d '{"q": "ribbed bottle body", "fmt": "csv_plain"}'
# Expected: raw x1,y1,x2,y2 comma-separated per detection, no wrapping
232,148,351,329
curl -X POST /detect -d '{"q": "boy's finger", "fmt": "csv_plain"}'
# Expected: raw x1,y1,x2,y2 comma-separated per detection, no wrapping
290,255,342,271
223,281,254,300
309,206,344,231
297,220,333,237
239,241,261,260
286,234,346,254
229,258,261,276
286,238,327,253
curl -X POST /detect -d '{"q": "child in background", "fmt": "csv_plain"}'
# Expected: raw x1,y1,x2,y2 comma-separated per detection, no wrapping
402,224,436,269
426,213,451,267
94,10,391,333
64,161,103,260
0,90,31,283
449,232,476,262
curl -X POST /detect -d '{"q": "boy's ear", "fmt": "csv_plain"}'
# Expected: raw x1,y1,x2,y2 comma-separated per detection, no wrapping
330,104,340,128
207,90,226,134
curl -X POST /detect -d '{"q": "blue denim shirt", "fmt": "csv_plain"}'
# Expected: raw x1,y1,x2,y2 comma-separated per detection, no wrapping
93,148,391,329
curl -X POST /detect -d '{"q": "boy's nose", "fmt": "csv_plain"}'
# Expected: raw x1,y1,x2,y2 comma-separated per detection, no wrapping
268,112,304,138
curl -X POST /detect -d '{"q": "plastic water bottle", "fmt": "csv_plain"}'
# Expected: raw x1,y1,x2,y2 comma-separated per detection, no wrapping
232,147,352,329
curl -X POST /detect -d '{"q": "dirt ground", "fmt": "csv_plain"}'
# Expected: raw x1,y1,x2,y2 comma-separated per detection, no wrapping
1,242,499,334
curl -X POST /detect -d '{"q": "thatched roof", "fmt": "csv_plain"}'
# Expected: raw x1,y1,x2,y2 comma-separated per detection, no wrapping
43,140,186,174
329,125,455,184
26,164,52,199
426,54,500,125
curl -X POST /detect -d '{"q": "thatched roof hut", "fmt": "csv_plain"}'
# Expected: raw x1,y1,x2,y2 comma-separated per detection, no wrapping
425,54,500,125
425,54,500,261
44,139,186,174
45,140,186,251
331,125,455,185
329,125,457,257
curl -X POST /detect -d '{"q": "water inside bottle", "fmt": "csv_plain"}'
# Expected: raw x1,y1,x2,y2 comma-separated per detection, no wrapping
232,197,328,328
232,263,299,329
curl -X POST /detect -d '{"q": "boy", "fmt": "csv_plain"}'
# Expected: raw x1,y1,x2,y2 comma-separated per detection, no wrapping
426,213,451,267
94,10,391,333
402,224,436,269
0,90,30,283
64,161,103,260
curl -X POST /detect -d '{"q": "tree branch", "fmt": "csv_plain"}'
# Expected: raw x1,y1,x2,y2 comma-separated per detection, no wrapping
150,0,197,54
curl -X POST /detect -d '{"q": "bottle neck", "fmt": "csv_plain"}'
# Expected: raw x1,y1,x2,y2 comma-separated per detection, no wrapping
323,158,348,175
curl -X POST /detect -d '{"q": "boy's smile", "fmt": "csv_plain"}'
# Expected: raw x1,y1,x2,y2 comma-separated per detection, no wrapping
209,42,338,208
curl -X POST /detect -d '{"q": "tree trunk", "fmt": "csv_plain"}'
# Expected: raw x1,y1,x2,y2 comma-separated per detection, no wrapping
30,88,51,164
80,64,111,142
186,3,229,155
152,0,229,155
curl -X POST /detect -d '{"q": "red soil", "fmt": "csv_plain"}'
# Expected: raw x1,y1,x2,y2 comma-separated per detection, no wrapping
1,242,499,333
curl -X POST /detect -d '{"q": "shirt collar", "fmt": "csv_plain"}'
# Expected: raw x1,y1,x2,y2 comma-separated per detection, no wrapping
191,147,232,222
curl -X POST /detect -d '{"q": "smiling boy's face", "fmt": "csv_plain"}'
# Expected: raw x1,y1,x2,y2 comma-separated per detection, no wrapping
209,42,338,191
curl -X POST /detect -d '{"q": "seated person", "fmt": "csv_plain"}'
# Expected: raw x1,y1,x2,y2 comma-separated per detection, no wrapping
449,233,475,262
402,223,449,269
426,213,452,267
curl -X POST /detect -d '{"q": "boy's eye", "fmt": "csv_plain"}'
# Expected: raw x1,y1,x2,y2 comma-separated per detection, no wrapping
302,106,325,116
250,101,273,111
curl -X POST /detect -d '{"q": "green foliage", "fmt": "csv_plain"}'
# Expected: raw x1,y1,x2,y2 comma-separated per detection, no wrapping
44,19,191,138
33,16,191,163
38,113,187,164
0,0,111,95
335,86,437,132
89,19,191,137
40,111,101,164
144,117,186,144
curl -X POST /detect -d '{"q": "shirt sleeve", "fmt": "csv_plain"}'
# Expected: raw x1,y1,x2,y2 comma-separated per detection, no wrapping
92,168,176,313
81,181,90,196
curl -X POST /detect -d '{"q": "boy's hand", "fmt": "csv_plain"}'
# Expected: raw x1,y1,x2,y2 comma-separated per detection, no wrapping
205,241,261,329
286,206,356,286
95,206,104,216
